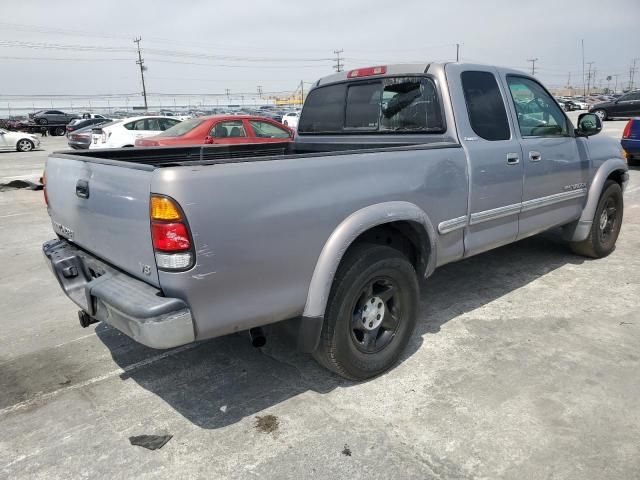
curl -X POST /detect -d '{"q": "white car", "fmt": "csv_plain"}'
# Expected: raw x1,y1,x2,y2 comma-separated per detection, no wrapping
0,128,41,152
282,112,300,129
89,116,182,149
572,100,589,110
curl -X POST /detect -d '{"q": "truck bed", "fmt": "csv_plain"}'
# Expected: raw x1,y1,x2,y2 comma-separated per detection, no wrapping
55,139,459,168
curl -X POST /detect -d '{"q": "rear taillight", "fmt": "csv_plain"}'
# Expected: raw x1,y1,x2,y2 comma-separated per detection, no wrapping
622,119,633,139
150,195,194,270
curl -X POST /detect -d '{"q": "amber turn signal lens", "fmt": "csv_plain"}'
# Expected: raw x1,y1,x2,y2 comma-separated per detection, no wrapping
150,196,182,221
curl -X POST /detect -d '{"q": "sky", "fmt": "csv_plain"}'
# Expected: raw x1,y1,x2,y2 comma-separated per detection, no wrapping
1,0,639,112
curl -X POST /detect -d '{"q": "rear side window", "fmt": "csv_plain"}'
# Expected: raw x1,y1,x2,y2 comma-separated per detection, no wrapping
461,71,510,141
210,120,247,138
299,76,444,134
249,120,290,138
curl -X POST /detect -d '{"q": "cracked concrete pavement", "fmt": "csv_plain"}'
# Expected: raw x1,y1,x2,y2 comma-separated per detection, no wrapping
1,117,639,479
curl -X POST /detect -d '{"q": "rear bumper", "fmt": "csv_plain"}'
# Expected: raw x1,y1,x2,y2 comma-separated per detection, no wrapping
621,139,639,156
67,140,90,149
43,239,195,349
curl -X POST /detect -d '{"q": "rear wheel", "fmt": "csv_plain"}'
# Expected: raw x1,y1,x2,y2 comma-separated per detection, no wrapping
53,127,65,136
37,118,48,125
570,180,623,258
16,139,34,152
313,244,419,380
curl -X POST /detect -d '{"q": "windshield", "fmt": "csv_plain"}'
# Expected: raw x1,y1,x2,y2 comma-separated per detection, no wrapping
156,117,204,137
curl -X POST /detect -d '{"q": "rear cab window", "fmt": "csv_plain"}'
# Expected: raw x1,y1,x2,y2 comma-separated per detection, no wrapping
298,76,445,134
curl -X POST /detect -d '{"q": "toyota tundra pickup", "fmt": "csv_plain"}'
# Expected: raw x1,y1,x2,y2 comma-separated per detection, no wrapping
42,63,629,380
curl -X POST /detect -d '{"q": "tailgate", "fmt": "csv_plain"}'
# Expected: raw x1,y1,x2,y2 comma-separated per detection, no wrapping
45,154,159,286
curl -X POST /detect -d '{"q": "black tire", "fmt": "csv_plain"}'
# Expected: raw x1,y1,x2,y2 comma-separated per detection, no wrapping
53,127,65,136
593,109,607,121
313,243,419,380
570,180,623,258
16,139,34,152
37,118,48,125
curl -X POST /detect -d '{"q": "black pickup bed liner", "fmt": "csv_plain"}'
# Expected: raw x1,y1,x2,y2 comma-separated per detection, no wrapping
56,139,460,168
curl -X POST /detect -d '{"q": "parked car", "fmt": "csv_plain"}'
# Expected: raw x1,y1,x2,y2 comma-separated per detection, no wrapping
571,100,589,110
590,91,640,121
66,118,112,135
135,115,293,147
562,100,579,111
0,128,41,152
78,113,108,120
282,111,300,128
29,110,78,125
621,118,640,165
89,116,182,149
67,124,106,149
42,62,628,380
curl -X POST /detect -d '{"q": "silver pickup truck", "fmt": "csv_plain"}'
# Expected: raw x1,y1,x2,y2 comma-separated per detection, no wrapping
43,63,628,380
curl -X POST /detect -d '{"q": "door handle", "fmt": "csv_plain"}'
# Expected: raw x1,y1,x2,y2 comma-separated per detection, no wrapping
529,151,542,162
506,153,520,165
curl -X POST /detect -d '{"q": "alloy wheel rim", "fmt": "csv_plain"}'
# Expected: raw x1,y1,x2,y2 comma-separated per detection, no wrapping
598,196,617,243
350,277,401,354
19,140,32,151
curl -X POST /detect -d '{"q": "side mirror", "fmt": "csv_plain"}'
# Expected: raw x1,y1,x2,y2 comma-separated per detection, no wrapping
575,113,602,137
204,136,215,144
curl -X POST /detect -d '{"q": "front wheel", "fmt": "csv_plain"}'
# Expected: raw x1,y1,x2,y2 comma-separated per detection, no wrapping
313,244,419,380
17,139,34,152
37,118,48,125
593,109,607,121
570,180,623,258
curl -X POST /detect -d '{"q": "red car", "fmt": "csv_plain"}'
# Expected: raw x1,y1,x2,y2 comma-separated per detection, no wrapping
135,115,293,147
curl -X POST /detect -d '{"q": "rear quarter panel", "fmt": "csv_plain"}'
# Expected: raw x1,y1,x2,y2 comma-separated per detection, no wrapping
152,146,468,340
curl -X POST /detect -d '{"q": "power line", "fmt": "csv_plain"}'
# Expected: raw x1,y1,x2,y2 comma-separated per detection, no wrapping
134,37,148,110
333,49,344,72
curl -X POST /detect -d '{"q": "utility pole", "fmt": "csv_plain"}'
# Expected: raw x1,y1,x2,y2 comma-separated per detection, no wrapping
257,85,263,98
614,74,619,93
581,39,586,98
456,43,460,62
527,58,538,75
333,49,344,72
630,58,639,91
566,72,571,87
133,37,148,110
586,62,595,95
300,80,304,106
225,88,231,105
